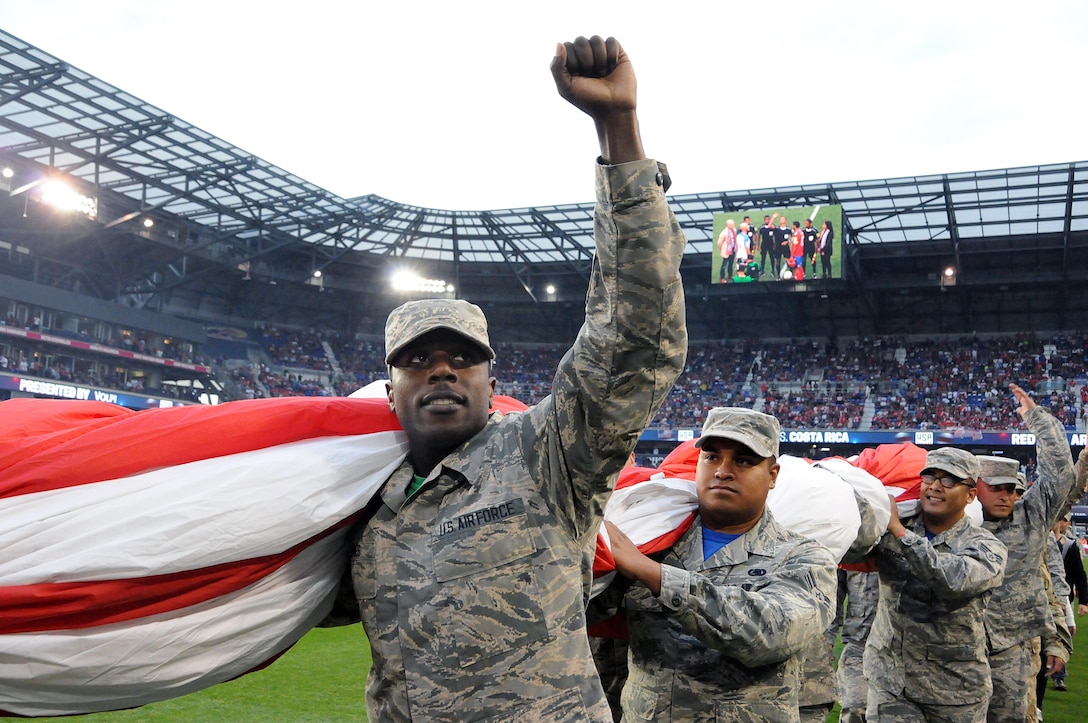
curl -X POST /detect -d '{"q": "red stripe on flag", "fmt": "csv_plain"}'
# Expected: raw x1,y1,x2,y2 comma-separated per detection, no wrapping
0,516,358,635
0,396,401,499
1,395,527,500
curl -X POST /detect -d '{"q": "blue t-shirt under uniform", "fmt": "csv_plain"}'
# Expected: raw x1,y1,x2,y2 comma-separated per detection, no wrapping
702,526,741,559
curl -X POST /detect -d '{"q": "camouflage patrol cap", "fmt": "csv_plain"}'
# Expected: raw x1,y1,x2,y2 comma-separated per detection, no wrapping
1016,471,1027,493
695,407,780,458
384,299,495,365
922,447,980,484
976,455,1020,488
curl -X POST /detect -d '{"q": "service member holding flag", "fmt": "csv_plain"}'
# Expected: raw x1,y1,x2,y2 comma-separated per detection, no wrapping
342,35,688,722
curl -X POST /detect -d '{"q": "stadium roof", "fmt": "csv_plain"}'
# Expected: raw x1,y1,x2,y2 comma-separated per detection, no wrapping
2,27,1087,341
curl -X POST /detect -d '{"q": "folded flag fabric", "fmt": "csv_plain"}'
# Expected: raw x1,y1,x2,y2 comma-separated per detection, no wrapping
0,396,411,717
0,392,537,717
0,393,945,716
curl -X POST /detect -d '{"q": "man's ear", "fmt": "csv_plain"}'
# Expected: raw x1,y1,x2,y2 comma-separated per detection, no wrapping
386,381,395,413
966,486,978,504
768,461,780,489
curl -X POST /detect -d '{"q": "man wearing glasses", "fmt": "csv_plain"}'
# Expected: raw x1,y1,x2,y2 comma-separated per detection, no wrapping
863,446,1008,722
975,384,1081,723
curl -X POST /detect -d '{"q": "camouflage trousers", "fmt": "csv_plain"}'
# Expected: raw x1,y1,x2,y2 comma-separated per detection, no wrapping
866,687,989,723
987,639,1034,723
1026,637,1042,723
838,570,879,714
837,640,868,712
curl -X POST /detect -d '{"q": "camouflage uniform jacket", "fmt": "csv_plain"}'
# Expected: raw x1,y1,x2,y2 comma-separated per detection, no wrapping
1042,535,1073,663
352,159,688,723
983,405,1077,653
864,514,1007,706
619,509,837,722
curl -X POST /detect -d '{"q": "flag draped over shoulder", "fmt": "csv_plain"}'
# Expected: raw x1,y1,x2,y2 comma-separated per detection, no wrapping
0,393,935,716
0,396,411,717
0,393,535,717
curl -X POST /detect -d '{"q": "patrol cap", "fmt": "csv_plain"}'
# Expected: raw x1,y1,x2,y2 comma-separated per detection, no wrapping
1016,472,1027,494
695,407,780,459
976,455,1021,488
922,447,980,484
384,299,495,365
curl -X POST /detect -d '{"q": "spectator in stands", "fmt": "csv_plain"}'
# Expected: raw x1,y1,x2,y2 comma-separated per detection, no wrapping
329,36,687,722
864,447,1008,721
595,408,836,720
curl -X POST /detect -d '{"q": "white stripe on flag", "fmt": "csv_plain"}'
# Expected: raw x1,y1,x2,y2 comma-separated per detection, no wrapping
0,531,349,717
0,431,406,584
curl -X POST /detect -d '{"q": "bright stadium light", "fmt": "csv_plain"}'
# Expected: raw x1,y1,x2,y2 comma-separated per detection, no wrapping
312,269,322,278
940,265,957,291
40,180,97,219
545,284,556,295
142,218,154,228
391,270,450,293
1,167,13,179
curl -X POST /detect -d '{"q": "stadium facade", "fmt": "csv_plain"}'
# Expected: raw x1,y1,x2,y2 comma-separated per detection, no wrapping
1,28,1085,463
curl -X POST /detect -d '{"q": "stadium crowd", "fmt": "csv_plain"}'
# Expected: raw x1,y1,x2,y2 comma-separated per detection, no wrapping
5,307,1087,434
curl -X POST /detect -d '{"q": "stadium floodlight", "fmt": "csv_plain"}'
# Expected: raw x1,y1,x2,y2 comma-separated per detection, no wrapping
1,167,13,179
142,218,154,228
312,269,322,279
545,284,556,295
940,265,957,291
40,180,97,219
391,270,450,293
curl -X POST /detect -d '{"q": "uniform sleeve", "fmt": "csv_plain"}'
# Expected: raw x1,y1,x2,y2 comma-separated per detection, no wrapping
895,529,1008,600
1024,405,1078,526
1049,537,1072,601
654,540,837,668
1041,562,1073,663
522,159,688,542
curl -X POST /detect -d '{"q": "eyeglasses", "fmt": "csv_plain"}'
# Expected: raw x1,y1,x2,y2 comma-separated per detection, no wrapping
920,473,973,490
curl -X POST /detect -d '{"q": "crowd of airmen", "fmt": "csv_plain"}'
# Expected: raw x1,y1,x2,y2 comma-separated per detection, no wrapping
327,35,1086,723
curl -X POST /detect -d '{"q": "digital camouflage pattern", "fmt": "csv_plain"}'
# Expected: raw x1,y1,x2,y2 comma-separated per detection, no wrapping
798,629,836,722
1026,549,1074,723
987,641,1036,723
922,446,981,482
695,406,780,459
613,509,837,722
383,298,495,364
976,455,1020,487
982,406,1077,723
351,159,687,722
864,513,1008,720
836,569,878,714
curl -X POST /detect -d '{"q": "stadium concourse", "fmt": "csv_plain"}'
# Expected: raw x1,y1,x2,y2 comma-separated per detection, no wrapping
1,26,1087,472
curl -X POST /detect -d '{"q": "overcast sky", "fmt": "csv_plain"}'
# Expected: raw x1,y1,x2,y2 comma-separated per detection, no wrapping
5,2,1087,211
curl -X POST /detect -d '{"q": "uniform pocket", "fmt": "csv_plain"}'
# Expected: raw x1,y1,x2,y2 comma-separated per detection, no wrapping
432,514,549,668
906,642,987,705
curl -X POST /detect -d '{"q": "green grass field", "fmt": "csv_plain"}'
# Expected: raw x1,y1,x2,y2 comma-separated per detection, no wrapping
7,624,1088,722
4,626,372,723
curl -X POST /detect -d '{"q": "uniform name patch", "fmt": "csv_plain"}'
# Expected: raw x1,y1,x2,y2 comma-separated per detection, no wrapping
436,498,526,538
